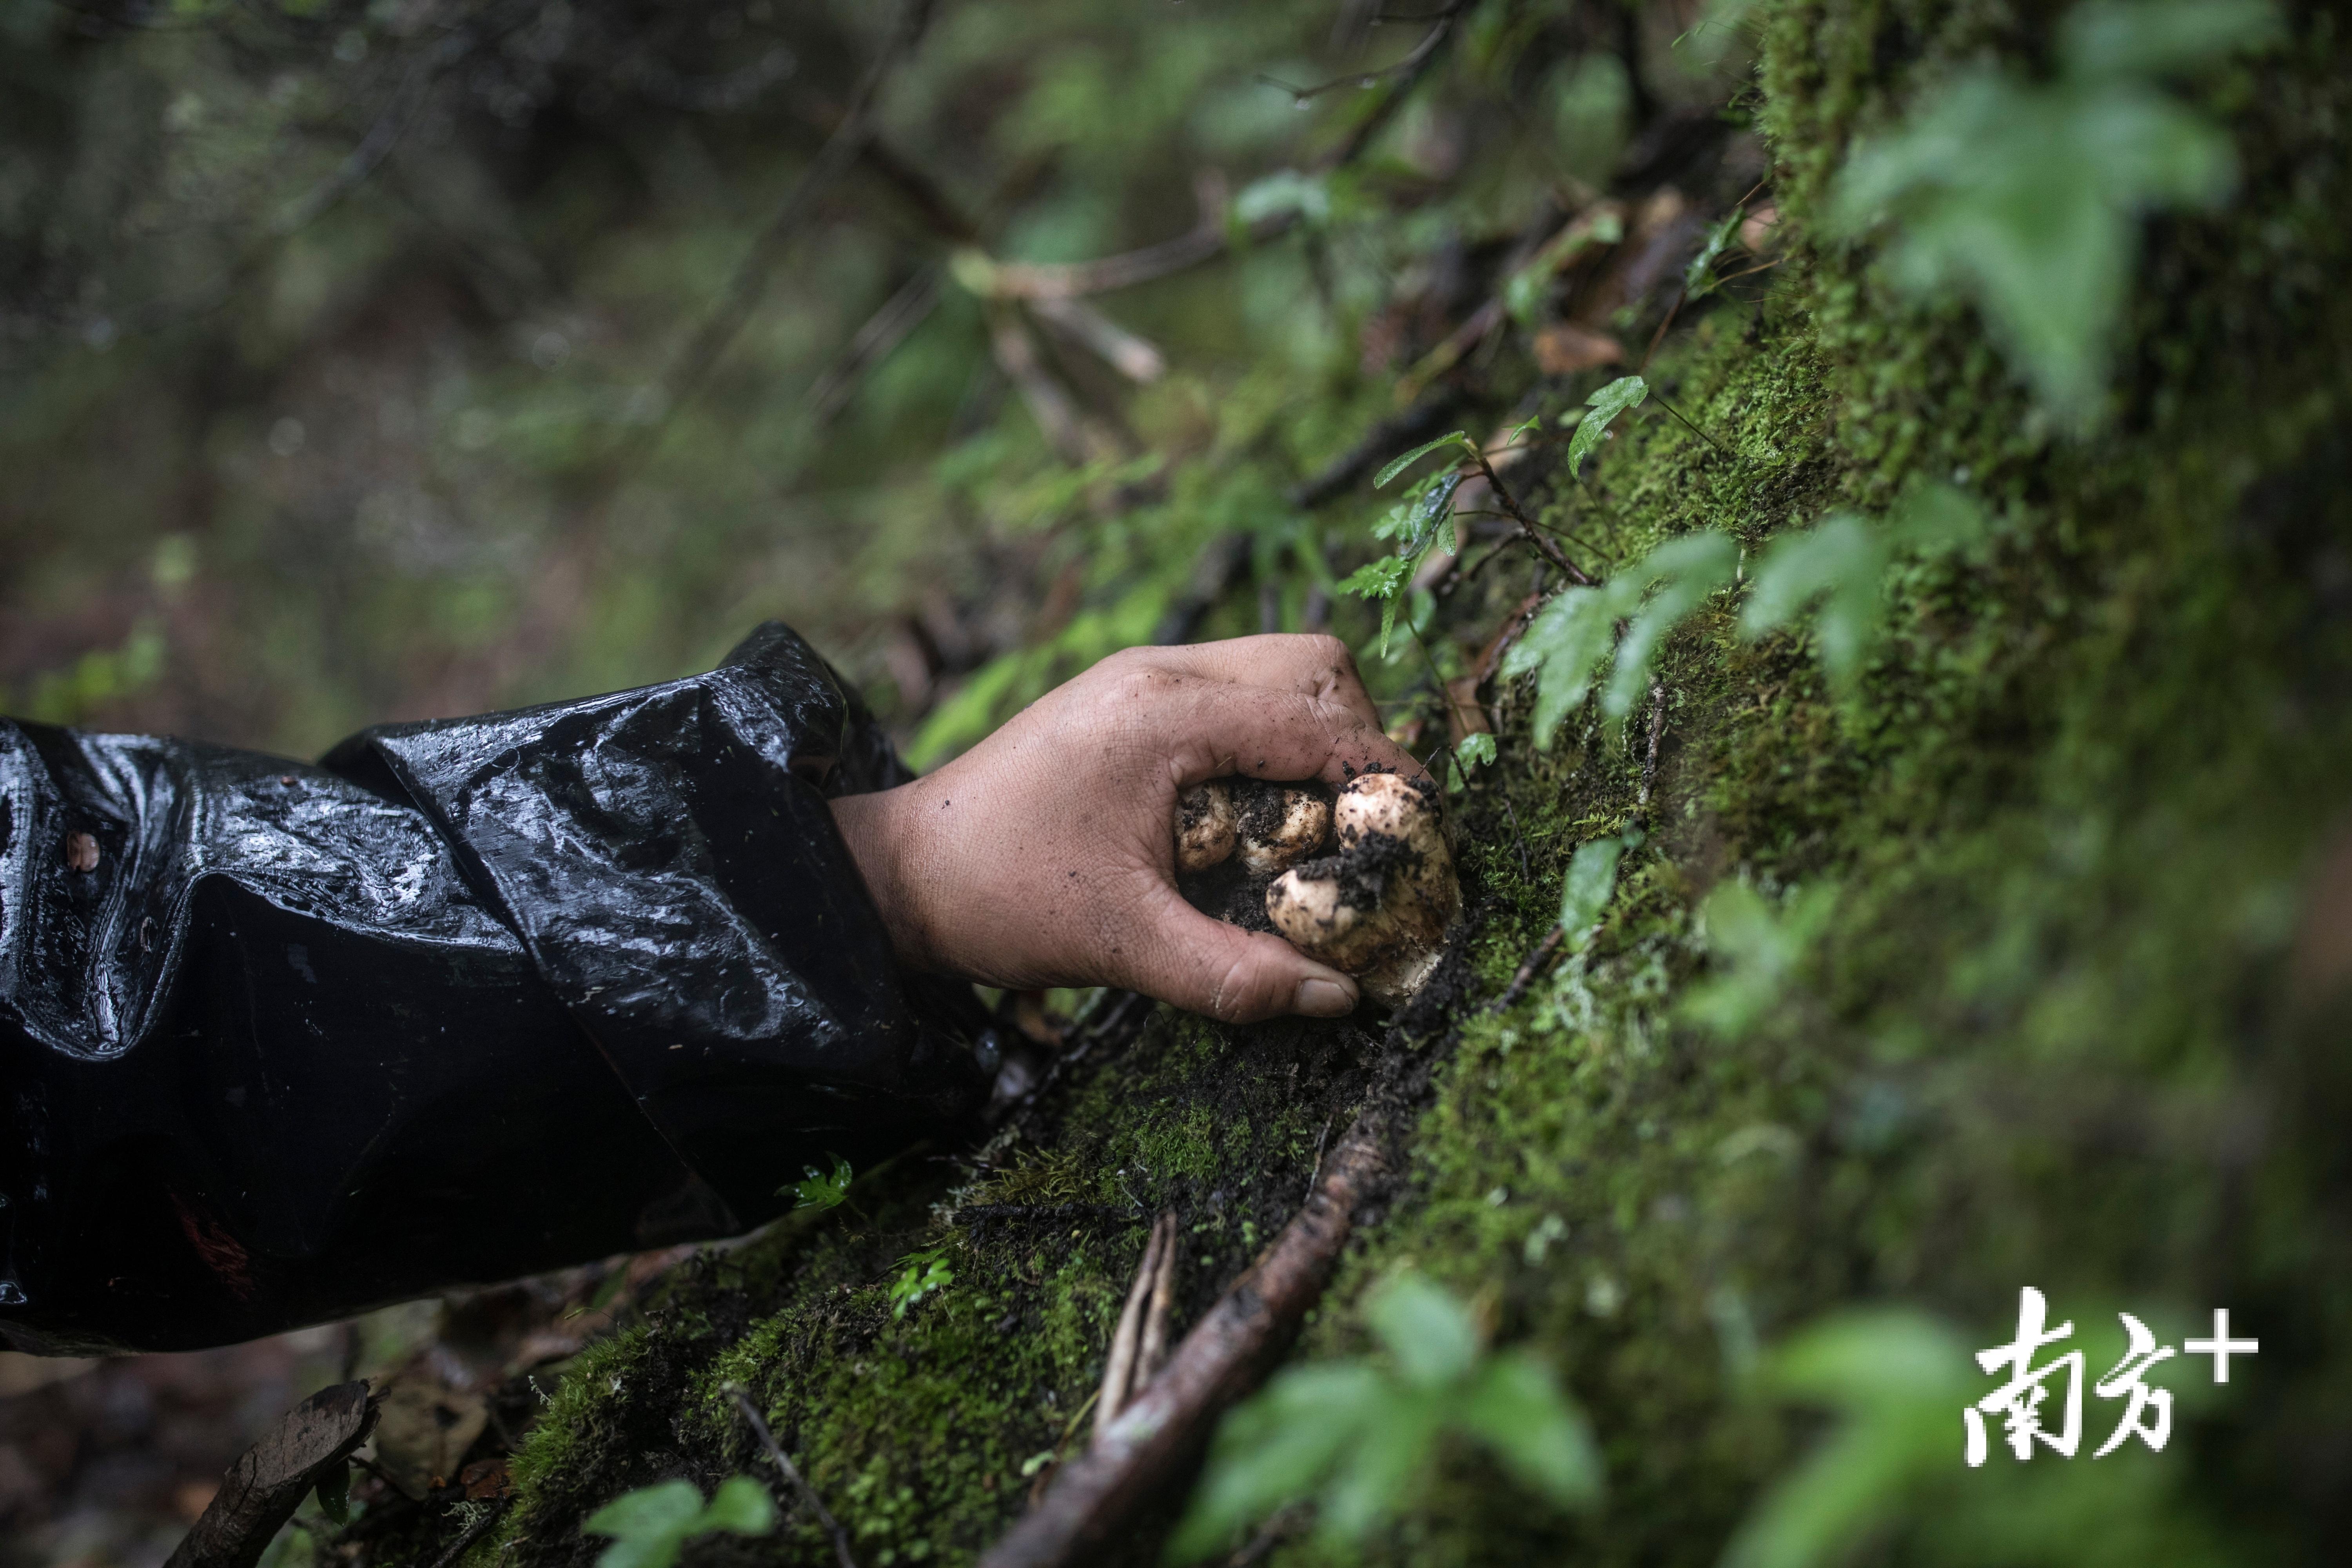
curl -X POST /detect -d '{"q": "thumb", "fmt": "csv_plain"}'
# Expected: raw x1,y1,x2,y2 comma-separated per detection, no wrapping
1118,881,1360,1024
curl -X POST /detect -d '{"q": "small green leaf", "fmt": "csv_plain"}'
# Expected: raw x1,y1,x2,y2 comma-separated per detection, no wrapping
585,1479,703,1541
1367,1274,1483,1389
1168,1363,1385,1561
1564,376,1647,478
1338,555,1412,601
1338,554,1414,656
313,1462,351,1526
1825,1,2278,427
1373,431,1473,488
1372,471,1464,559
698,1476,777,1536
1741,483,1988,694
1558,837,1625,948
1598,532,1738,735
1721,1312,1975,1568
1172,1278,1594,1564
1742,513,1887,692
2060,0,2283,79
1232,169,1332,229
785,1154,853,1210
1314,1395,1445,1542
1502,585,1615,748
1682,206,1744,300
584,1476,777,1568
889,1247,954,1319
1459,1350,1603,1510
1679,881,1840,1040
1455,732,1497,772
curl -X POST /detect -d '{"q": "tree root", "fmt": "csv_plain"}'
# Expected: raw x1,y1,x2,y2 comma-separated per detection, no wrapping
975,1118,1387,1568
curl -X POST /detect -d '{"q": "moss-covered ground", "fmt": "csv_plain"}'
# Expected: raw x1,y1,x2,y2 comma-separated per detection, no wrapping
403,4,2352,1565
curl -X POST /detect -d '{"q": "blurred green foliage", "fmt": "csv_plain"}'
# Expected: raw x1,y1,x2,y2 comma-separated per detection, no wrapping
1170,1272,1600,1561
581,1476,773,1568
1826,0,2282,428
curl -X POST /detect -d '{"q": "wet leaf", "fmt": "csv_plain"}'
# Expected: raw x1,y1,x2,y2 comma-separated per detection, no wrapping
1374,431,1473,488
1564,376,1648,479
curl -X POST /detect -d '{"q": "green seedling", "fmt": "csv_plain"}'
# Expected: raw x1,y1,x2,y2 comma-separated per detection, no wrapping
582,1476,774,1568
785,1154,853,1212
1740,482,1985,694
1503,530,1739,748
1679,880,1840,1040
1169,1274,1600,1561
888,1247,954,1319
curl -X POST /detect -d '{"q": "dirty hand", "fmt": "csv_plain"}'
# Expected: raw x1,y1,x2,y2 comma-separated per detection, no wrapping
829,635,1426,1022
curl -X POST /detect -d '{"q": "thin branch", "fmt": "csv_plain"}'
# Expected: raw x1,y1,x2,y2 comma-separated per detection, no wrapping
1254,4,1459,104
1649,390,1729,455
805,266,944,425
967,5,1460,305
976,1121,1389,1568
1490,924,1566,1014
1093,1217,1166,1443
732,1390,861,1568
655,0,938,420
1031,296,1167,383
1637,679,1668,814
1473,449,1596,587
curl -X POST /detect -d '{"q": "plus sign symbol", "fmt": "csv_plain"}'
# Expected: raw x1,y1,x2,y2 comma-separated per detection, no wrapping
2184,1308,2260,1383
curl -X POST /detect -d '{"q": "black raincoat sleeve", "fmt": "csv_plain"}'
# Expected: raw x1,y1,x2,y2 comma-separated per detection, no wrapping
0,623,988,1355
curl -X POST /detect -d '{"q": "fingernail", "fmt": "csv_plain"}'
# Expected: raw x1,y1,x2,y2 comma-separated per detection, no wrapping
1294,977,1357,1017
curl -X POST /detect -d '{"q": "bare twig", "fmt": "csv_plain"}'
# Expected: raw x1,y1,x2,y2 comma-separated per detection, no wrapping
1094,1216,1168,1442
966,5,1459,306
657,0,938,419
806,267,944,425
1500,792,1534,883
1031,297,1167,383
1255,1,1464,103
1638,679,1667,814
1304,1115,1334,1205
988,307,1122,465
1136,1215,1181,1388
1473,448,1595,587
731,1389,860,1568
1490,925,1566,1014
976,1121,1388,1568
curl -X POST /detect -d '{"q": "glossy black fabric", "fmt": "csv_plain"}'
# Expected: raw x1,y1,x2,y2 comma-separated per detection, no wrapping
0,623,986,1354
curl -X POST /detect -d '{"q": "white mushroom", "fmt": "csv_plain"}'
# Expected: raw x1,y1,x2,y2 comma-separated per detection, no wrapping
1236,785,1332,875
1265,772,1458,1005
1173,780,1237,873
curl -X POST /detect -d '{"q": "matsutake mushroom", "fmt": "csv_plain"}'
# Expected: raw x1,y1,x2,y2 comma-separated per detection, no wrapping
1264,772,1458,1006
1173,780,1238,873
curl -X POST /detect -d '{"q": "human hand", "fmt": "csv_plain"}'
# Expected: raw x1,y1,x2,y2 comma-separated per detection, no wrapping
829,635,1427,1023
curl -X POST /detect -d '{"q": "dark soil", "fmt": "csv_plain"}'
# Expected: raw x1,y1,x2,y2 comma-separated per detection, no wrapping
1283,829,1425,917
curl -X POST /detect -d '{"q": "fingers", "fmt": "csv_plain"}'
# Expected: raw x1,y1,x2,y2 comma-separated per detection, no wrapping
1117,881,1361,1023
1144,677,1425,791
1122,635,1385,732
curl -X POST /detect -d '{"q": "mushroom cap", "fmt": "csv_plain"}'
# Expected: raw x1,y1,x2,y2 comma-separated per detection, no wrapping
1237,786,1332,875
1264,771,1459,1002
1173,780,1237,873
1334,771,1443,853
